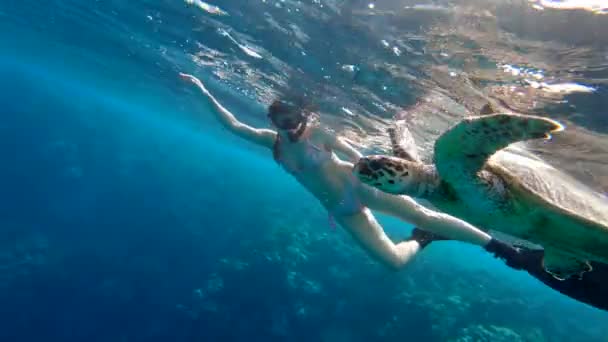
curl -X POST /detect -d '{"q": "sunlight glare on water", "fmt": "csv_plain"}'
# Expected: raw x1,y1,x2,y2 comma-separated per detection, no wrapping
530,0,608,14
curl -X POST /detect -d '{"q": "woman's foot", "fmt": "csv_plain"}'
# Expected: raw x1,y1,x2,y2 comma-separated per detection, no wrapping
407,227,450,248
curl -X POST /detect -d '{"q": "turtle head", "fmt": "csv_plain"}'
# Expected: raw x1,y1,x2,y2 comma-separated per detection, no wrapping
353,155,425,196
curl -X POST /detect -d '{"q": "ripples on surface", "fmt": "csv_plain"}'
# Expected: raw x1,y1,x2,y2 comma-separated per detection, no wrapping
3,0,606,190
175,0,608,191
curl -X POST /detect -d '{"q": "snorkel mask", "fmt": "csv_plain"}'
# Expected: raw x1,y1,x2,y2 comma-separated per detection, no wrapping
267,99,310,131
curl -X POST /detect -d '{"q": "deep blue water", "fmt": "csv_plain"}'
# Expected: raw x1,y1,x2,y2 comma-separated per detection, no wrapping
1,1,608,341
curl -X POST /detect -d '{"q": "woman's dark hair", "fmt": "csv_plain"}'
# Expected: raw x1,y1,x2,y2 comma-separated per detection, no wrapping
268,100,300,120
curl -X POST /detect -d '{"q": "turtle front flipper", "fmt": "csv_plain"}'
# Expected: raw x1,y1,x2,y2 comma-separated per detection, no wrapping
388,120,421,162
434,113,564,185
543,248,593,281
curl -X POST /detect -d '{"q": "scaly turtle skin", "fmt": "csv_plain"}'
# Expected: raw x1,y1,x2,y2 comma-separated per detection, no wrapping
354,113,608,280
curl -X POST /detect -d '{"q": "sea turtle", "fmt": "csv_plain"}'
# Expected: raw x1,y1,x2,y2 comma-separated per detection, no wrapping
353,113,608,280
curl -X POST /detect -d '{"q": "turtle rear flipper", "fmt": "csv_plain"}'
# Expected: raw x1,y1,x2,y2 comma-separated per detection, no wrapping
543,248,593,281
434,113,564,185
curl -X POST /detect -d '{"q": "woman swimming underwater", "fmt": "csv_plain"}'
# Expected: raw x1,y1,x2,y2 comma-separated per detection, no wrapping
179,72,511,270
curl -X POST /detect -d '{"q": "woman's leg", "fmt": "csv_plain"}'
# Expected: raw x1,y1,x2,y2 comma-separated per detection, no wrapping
336,208,422,271
357,185,492,246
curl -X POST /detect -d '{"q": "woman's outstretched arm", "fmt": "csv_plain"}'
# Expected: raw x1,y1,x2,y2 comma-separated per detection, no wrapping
180,73,276,149
316,129,362,163
330,136,363,162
